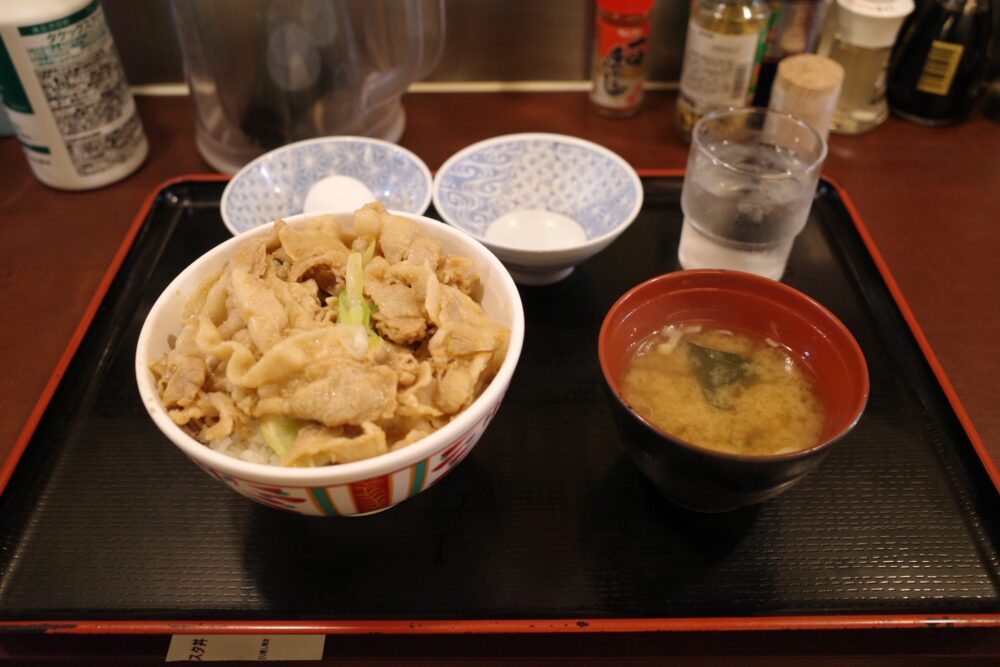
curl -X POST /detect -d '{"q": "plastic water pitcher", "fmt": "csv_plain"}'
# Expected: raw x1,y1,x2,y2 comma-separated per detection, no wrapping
169,0,445,173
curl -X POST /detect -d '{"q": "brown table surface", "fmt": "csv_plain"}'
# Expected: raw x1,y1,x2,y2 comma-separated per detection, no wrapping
1,92,999,663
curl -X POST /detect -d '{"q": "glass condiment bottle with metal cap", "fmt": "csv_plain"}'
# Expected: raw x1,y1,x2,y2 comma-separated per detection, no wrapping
827,0,914,135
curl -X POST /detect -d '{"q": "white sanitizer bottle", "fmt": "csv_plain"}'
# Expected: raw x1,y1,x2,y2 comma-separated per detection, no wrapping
0,0,148,190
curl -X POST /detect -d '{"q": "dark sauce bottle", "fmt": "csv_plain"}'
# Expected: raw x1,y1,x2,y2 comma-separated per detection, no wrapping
887,0,994,126
751,0,827,107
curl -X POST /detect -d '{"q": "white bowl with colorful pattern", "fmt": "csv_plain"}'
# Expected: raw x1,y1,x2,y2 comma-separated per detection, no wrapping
432,133,643,285
135,211,524,516
220,136,433,236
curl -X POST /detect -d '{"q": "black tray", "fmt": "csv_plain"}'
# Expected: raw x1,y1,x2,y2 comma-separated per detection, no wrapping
1,176,998,633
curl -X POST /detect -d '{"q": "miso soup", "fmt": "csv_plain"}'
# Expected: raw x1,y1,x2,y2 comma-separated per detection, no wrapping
620,324,825,456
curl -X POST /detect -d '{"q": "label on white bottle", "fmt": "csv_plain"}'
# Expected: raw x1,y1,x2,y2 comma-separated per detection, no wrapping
0,0,147,189
679,22,763,113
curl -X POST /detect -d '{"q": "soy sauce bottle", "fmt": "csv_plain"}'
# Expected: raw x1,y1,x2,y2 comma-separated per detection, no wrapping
752,0,828,107
887,0,994,126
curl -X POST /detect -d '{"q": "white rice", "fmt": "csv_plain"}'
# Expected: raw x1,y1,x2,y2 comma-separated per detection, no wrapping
208,431,281,466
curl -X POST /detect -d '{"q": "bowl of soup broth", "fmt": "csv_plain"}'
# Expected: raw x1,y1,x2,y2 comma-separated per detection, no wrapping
598,270,869,512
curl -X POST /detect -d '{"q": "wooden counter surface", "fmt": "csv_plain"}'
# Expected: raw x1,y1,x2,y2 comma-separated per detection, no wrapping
0,92,998,662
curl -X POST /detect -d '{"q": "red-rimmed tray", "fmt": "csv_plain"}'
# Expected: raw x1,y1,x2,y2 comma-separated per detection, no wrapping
1,173,998,637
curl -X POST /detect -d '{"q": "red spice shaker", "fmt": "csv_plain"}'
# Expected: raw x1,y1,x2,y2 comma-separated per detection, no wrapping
590,0,655,117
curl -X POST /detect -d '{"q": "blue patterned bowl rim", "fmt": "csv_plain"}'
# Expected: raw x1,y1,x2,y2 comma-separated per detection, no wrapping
220,136,433,236
432,132,643,252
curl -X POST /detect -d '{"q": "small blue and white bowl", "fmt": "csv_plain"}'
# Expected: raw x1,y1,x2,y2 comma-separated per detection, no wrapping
433,133,643,285
221,136,433,236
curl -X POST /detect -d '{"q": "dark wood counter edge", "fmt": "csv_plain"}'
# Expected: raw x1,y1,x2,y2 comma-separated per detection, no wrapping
1,172,998,637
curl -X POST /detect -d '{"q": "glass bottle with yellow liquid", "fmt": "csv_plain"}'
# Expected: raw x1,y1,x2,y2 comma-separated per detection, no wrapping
676,0,771,141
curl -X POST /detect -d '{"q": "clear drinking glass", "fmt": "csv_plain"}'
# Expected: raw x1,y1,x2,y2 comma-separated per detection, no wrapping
678,107,827,280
